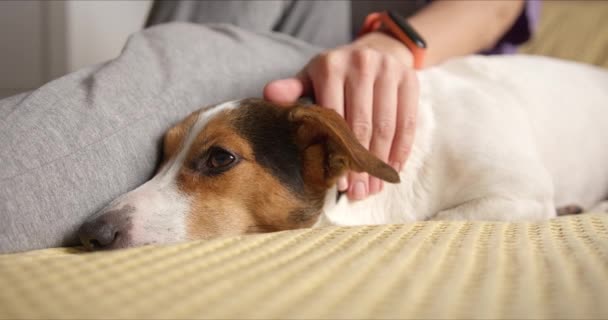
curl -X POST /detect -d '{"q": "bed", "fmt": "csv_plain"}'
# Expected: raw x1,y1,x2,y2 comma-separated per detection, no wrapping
1,214,607,319
1,2,608,319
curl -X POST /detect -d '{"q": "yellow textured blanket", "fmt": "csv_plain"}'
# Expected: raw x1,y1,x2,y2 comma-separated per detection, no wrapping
520,1,608,69
1,214,607,319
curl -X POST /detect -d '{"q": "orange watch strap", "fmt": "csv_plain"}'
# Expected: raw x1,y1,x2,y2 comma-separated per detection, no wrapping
359,11,426,69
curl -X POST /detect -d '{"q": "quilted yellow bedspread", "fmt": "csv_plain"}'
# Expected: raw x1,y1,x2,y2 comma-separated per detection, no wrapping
1,214,607,319
519,1,608,69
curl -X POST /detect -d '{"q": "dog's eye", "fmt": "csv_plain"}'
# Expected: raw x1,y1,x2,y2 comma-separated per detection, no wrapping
192,147,240,176
207,148,236,169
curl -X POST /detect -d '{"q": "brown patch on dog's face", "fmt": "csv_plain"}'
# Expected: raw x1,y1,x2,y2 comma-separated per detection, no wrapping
180,111,314,239
159,98,399,240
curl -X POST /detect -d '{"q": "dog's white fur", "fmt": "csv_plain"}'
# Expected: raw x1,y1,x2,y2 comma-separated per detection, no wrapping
318,55,608,226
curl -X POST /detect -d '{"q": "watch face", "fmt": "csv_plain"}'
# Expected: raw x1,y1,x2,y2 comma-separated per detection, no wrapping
387,10,427,49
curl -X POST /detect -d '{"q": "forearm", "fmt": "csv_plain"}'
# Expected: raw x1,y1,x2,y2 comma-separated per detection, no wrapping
408,0,525,66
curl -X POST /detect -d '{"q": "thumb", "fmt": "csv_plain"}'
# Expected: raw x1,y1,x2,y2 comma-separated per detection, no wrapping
263,71,311,105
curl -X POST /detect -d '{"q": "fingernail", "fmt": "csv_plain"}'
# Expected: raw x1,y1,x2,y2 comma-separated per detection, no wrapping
351,181,367,200
337,177,348,191
390,161,402,172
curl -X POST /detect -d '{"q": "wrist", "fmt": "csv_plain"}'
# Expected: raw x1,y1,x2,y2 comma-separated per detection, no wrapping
353,32,414,68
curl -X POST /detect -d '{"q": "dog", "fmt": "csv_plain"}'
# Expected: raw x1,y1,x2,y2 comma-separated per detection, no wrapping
78,55,608,250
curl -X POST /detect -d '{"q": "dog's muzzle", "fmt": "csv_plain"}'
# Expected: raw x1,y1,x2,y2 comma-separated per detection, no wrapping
77,176,190,251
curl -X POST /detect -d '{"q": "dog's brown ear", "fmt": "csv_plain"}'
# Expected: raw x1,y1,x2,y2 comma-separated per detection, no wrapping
288,105,400,190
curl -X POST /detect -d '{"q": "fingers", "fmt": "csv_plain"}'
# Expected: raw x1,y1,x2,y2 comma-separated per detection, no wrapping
263,78,304,104
263,69,312,105
389,69,418,172
307,53,349,191
368,57,399,195
314,73,349,191
337,176,348,192
309,52,346,117
345,49,377,200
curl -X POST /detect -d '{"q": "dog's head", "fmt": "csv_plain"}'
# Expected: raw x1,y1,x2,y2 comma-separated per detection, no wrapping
78,98,399,250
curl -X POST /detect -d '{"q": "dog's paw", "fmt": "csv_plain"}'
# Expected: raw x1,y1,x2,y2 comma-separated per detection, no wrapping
556,204,584,216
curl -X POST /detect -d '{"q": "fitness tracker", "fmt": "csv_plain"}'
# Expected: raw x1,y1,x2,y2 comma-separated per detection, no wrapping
359,11,427,69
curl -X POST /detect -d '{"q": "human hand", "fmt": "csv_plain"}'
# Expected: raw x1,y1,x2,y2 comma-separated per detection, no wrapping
264,32,419,200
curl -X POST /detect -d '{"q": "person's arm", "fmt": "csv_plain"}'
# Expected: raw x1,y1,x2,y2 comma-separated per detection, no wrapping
408,0,525,66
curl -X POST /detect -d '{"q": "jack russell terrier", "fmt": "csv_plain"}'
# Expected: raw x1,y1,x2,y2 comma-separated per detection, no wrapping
78,55,608,250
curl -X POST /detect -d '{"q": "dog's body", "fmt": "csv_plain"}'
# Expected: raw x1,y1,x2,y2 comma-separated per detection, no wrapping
322,55,608,226
79,55,608,250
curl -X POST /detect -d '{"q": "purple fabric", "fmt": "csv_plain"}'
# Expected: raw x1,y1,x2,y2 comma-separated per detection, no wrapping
422,0,541,54
484,0,542,54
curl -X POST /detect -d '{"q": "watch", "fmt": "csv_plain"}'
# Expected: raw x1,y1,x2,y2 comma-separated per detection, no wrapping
359,11,427,69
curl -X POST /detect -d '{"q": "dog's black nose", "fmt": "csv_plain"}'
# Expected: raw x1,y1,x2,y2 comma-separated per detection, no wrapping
78,217,119,250
78,205,134,250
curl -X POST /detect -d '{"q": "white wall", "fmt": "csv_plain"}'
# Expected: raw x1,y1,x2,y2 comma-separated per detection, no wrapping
65,1,152,72
0,0,152,98
0,1,44,97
